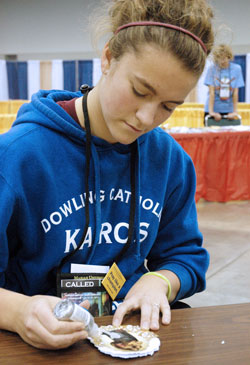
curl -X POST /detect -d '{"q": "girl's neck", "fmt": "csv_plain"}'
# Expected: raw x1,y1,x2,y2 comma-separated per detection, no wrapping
75,85,113,143
74,87,99,131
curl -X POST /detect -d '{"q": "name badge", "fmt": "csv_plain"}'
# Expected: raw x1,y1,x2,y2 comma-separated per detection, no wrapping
102,263,126,300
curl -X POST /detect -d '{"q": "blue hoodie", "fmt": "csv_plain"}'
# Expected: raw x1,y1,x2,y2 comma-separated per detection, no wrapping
0,90,209,302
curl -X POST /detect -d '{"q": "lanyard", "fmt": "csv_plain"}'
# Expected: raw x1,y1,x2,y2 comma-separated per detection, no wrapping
56,90,92,284
56,87,137,286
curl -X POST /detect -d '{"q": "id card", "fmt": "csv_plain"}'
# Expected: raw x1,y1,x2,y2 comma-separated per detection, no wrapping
57,264,112,317
219,77,230,100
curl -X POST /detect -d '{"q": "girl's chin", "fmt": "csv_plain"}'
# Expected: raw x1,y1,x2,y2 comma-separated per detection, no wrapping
108,130,138,145
115,135,137,145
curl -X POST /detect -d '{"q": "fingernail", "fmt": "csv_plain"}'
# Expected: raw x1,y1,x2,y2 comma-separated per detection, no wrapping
152,322,159,330
141,322,149,330
113,319,120,327
80,331,88,340
163,316,170,324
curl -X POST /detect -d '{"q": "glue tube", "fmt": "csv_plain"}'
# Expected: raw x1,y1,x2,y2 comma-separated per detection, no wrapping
53,299,100,338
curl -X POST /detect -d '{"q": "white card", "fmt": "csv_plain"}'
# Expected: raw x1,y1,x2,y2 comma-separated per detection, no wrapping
71,263,110,274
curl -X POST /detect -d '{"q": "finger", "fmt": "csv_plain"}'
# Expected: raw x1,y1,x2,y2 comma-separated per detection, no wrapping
38,308,87,335
22,316,88,350
79,300,90,310
112,299,137,327
24,329,88,350
41,330,88,350
150,303,161,330
51,317,87,334
161,302,171,325
140,302,152,330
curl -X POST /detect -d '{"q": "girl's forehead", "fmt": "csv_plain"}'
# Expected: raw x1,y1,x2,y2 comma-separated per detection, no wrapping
116,45,177,74
116,46,198,94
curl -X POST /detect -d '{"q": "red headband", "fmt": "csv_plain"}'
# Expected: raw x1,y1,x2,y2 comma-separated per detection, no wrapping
115,21,207,54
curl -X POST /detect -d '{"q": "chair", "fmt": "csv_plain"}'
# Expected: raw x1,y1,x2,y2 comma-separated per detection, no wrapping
9,100,28,114
0,114,16,134
237,103,250,125
162,106,205,128
0,101,9,114
205,114,242,127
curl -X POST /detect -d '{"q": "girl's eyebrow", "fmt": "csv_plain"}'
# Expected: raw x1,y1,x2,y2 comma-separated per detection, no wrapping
134,76,184,105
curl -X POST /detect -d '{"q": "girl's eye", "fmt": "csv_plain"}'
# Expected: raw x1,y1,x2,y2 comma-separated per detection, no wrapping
132,87,146,97
163,104,173,112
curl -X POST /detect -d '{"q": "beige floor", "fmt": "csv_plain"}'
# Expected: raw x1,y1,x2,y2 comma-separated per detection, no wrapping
184,200,250,308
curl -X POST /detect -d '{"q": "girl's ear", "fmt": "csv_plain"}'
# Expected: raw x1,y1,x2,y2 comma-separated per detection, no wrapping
101,42,112,75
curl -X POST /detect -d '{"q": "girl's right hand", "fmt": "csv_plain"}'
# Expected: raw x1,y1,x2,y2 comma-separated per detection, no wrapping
210,112,222,121
14,295,88,349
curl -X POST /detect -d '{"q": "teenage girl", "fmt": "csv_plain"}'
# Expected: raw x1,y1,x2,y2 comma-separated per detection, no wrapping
0,0,214,350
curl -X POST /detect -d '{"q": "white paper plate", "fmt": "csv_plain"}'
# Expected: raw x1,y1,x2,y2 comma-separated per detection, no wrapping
88,324,160,359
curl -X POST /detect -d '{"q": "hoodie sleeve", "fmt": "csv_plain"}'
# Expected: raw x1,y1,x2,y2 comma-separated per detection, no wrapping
147,148,209,303
0,175,17,288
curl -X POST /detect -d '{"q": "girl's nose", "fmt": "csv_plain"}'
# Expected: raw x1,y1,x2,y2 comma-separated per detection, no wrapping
135,103,157,127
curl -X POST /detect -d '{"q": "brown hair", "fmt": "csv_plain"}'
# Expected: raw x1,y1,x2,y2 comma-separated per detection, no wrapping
213,44,233,64
93,0,214,76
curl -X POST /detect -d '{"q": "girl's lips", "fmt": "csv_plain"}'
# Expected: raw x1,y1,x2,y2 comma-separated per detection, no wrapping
124,121,142,132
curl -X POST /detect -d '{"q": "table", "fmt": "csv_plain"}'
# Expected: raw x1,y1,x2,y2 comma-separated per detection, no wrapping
0,303,249,364
162,103,250,129
170,130,250,202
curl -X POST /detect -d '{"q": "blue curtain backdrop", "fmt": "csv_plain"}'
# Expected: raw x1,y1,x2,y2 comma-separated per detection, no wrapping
2,56,248,101
17,62,28,100
63,60,93,92
63,61,76,91
6,62,18,99
6,61,28,99
234,55,246,102
78,60,93,89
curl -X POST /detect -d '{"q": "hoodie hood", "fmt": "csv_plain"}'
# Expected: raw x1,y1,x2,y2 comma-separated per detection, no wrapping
14,90,87,145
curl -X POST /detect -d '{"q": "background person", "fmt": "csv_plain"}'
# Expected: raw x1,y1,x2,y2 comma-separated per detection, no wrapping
0,0,214,350
204,44,244,122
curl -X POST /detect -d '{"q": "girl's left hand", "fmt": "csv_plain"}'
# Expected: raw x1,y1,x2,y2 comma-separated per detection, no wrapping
112,274,171,330
227,112,238,120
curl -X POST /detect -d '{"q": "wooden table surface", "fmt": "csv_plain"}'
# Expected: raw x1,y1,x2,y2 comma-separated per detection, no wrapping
0,303,249,365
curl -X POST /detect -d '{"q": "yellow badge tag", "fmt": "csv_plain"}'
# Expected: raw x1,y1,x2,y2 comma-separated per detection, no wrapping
102,262,126,300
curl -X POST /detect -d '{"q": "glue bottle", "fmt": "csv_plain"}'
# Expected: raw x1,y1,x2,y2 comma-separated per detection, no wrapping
54,299,100,338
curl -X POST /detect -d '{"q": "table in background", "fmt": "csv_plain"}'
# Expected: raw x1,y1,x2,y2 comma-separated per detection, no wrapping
0,303,249,365
170,130,250,202
164,102,250,128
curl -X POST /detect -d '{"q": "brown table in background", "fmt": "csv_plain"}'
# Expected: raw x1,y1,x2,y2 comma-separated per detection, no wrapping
0,303,249,365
